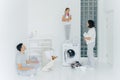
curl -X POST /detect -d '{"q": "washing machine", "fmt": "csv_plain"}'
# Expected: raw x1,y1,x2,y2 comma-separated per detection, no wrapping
62,43,80,66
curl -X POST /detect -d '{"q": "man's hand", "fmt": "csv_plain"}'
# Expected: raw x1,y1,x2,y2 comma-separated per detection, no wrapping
26,60,39,64
18,64,33,71
33,60,39,64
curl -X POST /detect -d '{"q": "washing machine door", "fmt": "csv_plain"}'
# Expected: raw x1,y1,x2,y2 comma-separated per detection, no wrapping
67,49,75,58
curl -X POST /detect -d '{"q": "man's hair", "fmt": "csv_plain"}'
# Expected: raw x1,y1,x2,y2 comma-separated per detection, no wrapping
16,43,23,51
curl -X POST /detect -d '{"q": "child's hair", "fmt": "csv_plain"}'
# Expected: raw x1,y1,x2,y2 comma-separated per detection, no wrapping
16,43,23,51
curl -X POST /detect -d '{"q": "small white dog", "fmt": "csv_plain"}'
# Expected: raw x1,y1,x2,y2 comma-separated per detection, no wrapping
42,56,57,72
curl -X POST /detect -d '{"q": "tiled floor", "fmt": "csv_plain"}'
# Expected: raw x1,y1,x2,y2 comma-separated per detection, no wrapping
15,61,115,80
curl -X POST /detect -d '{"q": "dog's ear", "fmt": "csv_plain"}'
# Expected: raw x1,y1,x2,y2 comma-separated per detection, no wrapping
52,56,57,60
51,56,54,60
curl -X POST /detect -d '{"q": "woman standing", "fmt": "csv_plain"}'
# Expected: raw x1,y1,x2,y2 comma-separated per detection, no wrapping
83,20,96,67
62,8,72,41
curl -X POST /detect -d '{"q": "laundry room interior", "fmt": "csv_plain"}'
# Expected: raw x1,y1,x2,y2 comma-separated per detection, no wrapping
0,0,120,80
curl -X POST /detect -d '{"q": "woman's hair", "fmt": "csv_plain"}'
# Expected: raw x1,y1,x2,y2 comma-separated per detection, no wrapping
88,20,95,28
65,8,70,11
16,43,23,51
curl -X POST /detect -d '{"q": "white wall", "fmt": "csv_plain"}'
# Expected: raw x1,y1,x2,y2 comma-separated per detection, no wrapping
0,0,28,80
97,0,108,64
27,0,80,61
98,0,114,65
113,0,120,78
104,0,114,65
99,0,120,78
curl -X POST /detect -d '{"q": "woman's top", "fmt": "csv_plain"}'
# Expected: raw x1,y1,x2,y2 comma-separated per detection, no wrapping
62,13,72,25
83,27,96,44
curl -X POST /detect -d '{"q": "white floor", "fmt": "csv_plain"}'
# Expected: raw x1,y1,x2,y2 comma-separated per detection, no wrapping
15,61,116,80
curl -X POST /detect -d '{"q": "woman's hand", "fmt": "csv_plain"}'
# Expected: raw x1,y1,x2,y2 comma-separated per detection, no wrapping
62,16,72,22
84,37,91,40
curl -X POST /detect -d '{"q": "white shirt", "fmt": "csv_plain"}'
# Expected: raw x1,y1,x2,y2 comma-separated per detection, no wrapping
83,27,96,44
16,52,29,74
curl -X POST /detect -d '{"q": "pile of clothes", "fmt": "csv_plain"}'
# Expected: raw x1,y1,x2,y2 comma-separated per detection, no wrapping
71,61,82,69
